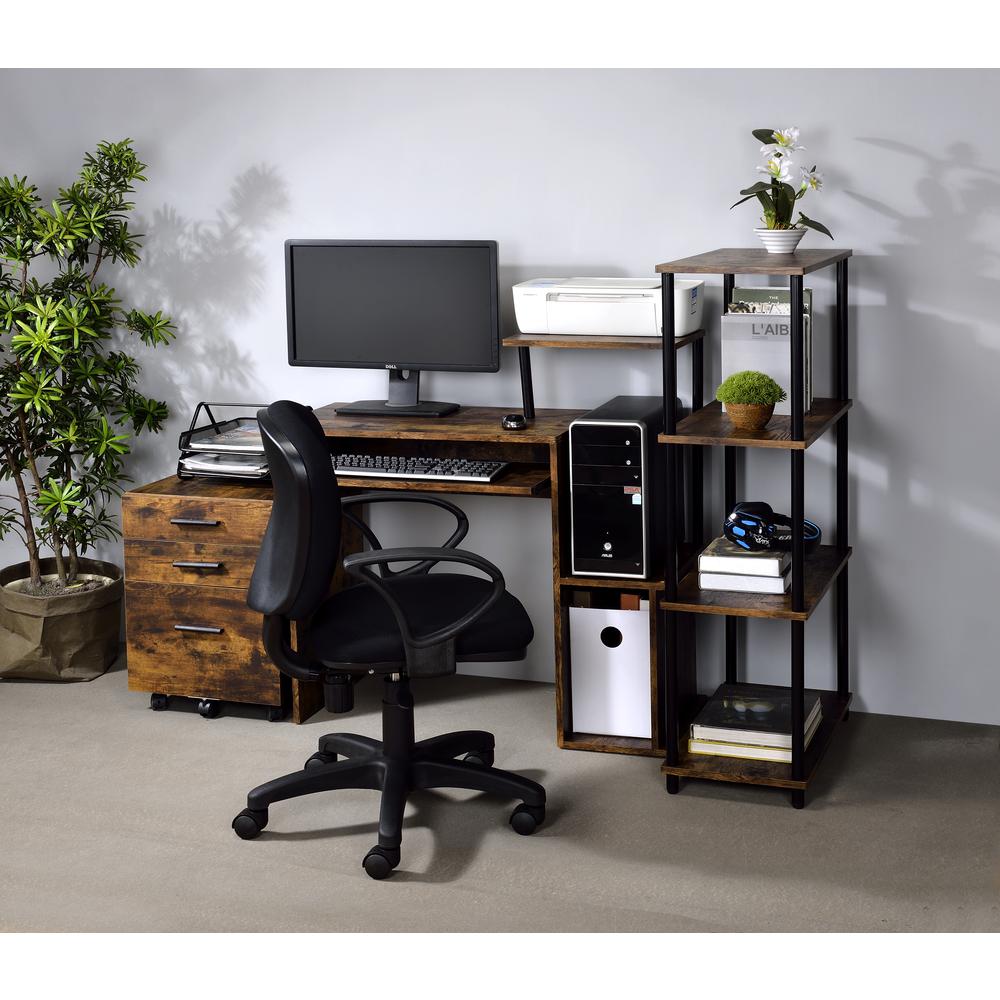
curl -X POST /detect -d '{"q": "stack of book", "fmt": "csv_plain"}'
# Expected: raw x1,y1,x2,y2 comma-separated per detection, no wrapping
697,535,790,595
688,683,823,763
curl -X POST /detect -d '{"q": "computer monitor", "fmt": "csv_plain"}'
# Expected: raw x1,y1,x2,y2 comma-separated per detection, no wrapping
286,239,500,417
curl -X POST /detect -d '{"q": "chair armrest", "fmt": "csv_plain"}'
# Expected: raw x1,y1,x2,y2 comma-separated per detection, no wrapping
342,546,505,650
340,492,469,577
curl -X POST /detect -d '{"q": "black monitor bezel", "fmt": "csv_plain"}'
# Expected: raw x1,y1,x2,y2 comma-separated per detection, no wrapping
285,239,500,373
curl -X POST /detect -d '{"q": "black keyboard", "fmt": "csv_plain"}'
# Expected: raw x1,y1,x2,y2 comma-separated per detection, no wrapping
334,454,509,483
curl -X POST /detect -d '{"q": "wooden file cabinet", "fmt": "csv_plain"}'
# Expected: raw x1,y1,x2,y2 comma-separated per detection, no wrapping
122,476,326,723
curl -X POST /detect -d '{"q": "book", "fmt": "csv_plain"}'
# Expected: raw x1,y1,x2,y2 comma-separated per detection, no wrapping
724,287,812,415
697,535,790,578
690,683,822,748
698,569,790,594
688,709,822,763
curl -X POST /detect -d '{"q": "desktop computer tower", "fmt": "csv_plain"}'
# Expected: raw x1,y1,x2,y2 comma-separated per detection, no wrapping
569,395,681,580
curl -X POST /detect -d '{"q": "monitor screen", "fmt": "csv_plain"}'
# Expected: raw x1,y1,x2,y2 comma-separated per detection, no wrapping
286,241,499,372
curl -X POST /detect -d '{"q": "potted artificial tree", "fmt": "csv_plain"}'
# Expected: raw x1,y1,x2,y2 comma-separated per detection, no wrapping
715,370,787,431
0,139,174,680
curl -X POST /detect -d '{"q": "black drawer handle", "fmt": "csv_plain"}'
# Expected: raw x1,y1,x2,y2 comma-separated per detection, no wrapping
170,517,220,527
174,624,224,634
172,561,224,570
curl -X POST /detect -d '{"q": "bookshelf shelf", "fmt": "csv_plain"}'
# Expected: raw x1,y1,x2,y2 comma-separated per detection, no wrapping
660,684,852,790
658,398,852,450
656,247,852,276
657,247,853,809
660,546,851,621
502,329,705,352
560,733,662,757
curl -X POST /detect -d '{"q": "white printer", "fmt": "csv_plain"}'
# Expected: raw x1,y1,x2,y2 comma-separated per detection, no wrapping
512,277,704,338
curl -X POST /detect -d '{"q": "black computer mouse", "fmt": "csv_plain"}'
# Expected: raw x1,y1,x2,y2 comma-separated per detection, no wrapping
501,413,527,431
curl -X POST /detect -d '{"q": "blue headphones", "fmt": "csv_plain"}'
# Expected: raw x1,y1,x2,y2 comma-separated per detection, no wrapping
724,502,821,553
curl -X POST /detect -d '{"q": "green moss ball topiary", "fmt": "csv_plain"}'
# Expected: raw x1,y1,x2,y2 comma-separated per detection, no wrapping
715,370,788,406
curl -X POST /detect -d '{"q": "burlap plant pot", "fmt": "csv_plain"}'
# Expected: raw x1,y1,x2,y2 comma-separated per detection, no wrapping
0,557,123,681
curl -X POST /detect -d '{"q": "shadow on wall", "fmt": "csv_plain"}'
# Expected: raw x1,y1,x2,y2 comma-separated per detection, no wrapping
843,139,1000,716
112,164,291,488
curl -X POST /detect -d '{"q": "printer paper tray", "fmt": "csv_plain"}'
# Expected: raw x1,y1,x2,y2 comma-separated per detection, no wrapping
546,297,660,337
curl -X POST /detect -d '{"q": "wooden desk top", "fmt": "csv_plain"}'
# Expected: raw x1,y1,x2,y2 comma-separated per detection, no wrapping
313,404,584,444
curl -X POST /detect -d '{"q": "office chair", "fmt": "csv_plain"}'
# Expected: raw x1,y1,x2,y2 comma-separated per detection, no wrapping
231,400,546,879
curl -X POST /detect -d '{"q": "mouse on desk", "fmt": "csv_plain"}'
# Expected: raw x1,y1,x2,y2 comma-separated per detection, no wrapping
501,413,528,431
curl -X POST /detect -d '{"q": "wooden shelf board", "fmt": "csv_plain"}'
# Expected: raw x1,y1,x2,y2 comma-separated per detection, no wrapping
656,247,852,276
502,329,705,351
658,399,851,450
314,404,584,445
338,463,551,498
561,732,663,757
660,545,851,621
661,686,852,789
558,575,664,591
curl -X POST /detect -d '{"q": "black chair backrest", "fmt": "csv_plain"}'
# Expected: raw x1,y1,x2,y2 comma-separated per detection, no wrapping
247,400,341,620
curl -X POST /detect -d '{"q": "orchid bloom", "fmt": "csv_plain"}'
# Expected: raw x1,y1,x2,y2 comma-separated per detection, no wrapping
800,166,824,191
757,156,792,182
772,127,804,155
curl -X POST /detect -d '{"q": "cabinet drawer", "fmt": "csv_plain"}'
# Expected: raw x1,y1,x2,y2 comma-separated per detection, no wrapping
122,493,271,546
125,581,280,705
125,539,259,590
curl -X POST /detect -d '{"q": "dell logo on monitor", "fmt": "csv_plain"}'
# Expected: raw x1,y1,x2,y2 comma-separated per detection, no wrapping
385,363,398,369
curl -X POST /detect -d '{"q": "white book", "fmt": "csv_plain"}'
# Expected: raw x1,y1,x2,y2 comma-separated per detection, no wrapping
721,313,812,417
726,288,813,415
689,711,822,762
699,569,790,595
698,536,790,578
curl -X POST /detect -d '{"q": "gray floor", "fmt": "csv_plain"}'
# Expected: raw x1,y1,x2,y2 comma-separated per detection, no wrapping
1,662,998,932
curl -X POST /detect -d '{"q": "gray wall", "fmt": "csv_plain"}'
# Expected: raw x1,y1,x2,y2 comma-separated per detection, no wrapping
2,69,997,723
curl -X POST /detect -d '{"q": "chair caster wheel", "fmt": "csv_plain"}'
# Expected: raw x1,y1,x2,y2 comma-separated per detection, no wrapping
232,807,268,840
150,693,169,711
197,699,220,719
265,706,284,722
362,845,400,880
509,803,545,835
305,751,337,769
463,748,494,768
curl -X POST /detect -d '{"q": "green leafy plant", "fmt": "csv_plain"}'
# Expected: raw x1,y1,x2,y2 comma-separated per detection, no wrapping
716,370,787,406
731,127,833,237
0,139,174,593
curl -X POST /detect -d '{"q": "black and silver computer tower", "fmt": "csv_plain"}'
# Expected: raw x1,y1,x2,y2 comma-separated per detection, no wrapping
569,395,674,580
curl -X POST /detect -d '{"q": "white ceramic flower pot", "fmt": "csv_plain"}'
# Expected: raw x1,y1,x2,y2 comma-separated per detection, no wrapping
754,228,806,254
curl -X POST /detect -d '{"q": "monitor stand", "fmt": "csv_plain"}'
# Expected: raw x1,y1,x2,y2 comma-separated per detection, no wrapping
334,369,459,418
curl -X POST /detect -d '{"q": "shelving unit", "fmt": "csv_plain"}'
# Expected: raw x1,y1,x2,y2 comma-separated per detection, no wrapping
656,247,853,808
505,325,704,757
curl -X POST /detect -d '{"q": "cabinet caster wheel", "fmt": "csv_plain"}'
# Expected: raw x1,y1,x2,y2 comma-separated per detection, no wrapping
305,751,337,770
362,845,400,880
265,706,284,722
509,803,545,835
463,748,494,768
232,807,268,840
197,699,220,719
150,693,169,711
665,775,680,795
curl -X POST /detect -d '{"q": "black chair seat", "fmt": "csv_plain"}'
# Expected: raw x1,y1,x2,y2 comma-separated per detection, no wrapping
308,573,535,666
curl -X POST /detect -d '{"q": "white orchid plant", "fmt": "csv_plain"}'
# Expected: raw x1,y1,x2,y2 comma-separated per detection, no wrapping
731,127,833,238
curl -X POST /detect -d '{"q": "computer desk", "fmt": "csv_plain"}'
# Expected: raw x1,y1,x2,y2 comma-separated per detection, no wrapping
123,403,593,731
